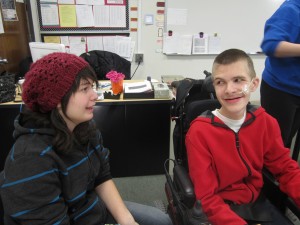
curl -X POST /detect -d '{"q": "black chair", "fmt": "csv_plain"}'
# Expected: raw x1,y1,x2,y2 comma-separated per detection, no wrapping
165,98,300,225
165,99,220,225
0,176,4,224
80,50,131,80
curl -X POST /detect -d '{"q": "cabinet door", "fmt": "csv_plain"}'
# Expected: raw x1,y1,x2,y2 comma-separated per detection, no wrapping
0,2,31,75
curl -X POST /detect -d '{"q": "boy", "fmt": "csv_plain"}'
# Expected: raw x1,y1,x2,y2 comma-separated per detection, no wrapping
185,49,300,225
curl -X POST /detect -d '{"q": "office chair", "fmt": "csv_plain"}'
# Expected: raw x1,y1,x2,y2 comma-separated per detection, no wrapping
80,50,131,80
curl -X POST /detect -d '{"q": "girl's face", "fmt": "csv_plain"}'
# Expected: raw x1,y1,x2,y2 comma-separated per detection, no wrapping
58,78,98,132
213,60,259,120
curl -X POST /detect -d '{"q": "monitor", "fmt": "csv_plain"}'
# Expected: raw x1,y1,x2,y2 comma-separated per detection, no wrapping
29,42,66,62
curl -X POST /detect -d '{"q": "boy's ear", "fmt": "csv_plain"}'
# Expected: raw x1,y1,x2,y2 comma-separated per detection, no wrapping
250,77,260,92
57,102,62,109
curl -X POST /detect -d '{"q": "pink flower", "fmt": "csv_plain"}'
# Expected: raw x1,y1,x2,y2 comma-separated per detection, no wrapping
106,70,125,82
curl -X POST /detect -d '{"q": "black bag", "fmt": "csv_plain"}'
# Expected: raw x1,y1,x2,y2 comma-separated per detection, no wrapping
0,72,16,103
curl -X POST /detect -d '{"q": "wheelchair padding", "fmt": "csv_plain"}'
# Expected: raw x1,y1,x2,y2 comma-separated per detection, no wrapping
0,185,3,224
185,99,221,127
173,164,196,208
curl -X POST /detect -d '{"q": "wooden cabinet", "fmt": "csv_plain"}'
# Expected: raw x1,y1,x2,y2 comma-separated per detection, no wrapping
0,2,31,75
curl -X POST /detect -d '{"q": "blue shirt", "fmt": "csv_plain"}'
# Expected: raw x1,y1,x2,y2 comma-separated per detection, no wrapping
261,0,300,96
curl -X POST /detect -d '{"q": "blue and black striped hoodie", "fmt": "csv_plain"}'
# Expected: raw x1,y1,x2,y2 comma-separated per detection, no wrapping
0,115,112,224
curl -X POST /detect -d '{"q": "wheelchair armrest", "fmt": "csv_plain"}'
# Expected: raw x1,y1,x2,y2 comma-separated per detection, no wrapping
173,164,196,208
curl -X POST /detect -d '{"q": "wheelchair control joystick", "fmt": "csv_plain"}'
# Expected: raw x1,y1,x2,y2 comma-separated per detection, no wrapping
192,200,205,218
186,200,211,225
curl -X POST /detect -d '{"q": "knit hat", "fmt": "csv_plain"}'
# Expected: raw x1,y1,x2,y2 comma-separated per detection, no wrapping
22,52,91,113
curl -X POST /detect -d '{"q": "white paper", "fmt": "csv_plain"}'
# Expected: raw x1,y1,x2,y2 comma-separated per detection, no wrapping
123,41,135,62
60,36,70,47
87,36,104,51
89,0,105,5
208,36,221,54
124,82,152,93
107,0,125,4
76,0,88,4
76,5,94,27
40,4,59,26
163,34,180,54
103,36,116,53
115,36,131,58
40,0,57,2
192,34,208,54
93,5,110,27
109,6,126,27
177,35,192,55
0,11,4,34
167,8,187,26
58,0,74,4
68,36,87,56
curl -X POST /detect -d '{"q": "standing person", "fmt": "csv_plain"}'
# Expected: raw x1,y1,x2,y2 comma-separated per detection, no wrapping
260,0,300,152
185,49,300,225
0,53,173,225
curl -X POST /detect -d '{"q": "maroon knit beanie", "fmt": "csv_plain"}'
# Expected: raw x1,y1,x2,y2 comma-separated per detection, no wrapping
22,52,90,113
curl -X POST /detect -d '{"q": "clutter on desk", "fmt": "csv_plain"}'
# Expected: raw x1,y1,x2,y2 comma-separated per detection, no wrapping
153,83,170,99
0,71,16,103
103,91,121,99
123,81,154,99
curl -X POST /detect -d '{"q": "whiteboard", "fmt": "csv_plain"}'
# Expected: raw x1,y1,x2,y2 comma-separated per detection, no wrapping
165,0,284,54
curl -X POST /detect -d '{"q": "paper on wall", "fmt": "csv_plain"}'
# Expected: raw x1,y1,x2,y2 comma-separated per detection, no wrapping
0,11,4,34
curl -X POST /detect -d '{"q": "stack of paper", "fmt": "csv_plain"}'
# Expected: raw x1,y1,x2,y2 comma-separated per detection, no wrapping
123,81,154,99
124,81,152,93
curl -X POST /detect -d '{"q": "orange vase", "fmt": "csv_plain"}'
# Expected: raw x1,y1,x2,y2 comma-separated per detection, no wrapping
111,79,123,95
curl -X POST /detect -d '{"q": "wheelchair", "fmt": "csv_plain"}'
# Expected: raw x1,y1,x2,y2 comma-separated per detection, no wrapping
165,72,300,225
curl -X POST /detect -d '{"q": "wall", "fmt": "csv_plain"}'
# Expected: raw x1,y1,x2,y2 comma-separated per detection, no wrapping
164,0,284,53
30,0,284,102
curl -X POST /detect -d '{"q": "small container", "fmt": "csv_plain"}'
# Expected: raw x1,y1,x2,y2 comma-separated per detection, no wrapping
111,79,124,95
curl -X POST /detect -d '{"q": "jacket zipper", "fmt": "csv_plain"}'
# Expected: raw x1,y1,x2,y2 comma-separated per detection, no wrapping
234,132,254,203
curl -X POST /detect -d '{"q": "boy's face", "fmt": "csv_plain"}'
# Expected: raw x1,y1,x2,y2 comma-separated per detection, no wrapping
212,60,259,120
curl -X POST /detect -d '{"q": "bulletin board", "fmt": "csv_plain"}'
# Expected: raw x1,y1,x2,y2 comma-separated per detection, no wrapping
165,0,284,54
37,0,129,32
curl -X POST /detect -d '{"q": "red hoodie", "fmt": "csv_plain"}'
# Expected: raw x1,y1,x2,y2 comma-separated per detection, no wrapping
186,105,300,225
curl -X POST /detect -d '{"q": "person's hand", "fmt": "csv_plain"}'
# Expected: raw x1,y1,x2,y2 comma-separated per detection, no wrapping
121,220,139,225
118,216,139,225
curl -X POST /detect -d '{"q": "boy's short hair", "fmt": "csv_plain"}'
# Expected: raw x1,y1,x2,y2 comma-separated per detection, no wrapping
212,49,256,79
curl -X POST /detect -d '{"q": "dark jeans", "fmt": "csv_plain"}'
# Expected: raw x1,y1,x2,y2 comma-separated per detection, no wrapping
246,199,294,225
260,79,300,149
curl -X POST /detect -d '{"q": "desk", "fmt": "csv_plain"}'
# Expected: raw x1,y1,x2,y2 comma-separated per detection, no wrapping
0,95,172,177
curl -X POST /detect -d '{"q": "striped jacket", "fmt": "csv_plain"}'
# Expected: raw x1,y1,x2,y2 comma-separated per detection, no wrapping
0,115,112,224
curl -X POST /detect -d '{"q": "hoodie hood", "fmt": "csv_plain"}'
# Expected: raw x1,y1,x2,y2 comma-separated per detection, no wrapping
13,114,55,141
190,104,263,128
